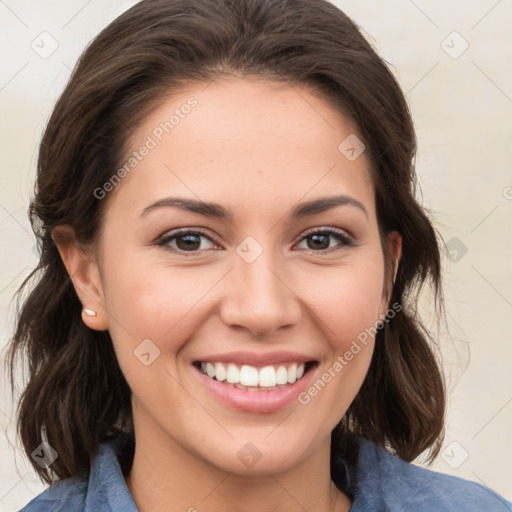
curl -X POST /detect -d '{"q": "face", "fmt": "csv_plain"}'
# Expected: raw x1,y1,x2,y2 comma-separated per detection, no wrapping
68,77,401,474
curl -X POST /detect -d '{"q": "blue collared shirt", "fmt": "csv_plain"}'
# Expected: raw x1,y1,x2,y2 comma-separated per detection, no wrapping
19,433,512,511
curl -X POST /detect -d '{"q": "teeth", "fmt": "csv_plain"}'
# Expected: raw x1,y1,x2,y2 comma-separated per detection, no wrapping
214,362,227,382
206,362,215,378
240,365,259,386
199,361,308,387
276,365,288,385
226,363,239,384
258,366,276,387
287,363,297,383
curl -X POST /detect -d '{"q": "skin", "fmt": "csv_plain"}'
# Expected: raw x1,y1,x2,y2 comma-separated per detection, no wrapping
55,76,401,512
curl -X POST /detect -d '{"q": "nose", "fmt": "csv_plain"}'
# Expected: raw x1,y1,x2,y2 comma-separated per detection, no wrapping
219,246,302,337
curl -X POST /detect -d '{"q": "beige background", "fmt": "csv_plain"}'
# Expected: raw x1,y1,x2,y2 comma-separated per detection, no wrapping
1,0,511,509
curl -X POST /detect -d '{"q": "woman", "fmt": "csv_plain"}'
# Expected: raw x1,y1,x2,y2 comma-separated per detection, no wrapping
8,0,511,510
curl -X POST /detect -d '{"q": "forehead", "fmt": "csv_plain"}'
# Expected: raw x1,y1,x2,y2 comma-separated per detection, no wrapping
106,77,376,224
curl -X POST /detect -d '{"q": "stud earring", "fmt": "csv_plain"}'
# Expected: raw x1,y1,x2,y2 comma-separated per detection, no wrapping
83,308,97,317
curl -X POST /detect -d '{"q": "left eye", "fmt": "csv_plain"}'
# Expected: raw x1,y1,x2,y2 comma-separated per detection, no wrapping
296,228,353,252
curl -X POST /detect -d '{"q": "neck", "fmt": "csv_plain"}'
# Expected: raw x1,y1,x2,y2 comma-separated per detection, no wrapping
124,425,352,512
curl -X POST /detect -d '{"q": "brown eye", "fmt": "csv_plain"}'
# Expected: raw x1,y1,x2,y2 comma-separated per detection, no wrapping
157,229,216,254
296,228,353,252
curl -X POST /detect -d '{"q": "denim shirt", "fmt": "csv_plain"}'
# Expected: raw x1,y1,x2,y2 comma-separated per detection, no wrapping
19,433,512,512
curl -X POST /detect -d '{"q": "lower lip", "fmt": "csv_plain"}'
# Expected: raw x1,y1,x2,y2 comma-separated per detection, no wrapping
193,363,317,413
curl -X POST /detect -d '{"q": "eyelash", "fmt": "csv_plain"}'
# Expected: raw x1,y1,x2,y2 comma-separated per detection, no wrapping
156,227,354,256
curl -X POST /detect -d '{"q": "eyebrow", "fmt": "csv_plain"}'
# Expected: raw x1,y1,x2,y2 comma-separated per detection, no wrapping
140,194,369,220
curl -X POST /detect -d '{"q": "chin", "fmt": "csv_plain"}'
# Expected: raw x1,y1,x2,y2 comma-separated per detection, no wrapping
198,437,311,476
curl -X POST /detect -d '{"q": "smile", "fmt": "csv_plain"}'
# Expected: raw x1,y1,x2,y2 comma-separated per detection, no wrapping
194,361,315,390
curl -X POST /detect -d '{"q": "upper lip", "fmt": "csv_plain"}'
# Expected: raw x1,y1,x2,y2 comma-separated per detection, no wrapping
193,351,317,367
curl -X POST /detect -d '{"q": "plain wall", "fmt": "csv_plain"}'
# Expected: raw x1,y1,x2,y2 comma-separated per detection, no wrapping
1,0,511,509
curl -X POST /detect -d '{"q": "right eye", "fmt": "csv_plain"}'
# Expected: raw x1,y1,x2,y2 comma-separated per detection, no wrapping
156,229,218,255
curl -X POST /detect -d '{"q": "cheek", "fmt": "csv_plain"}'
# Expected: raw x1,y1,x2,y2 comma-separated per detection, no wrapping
307,257,385,343
294,264,383,423
100,249,217,373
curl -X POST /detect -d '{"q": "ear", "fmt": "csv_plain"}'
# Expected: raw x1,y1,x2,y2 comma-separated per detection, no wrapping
51,225,109,331
379,230,402,318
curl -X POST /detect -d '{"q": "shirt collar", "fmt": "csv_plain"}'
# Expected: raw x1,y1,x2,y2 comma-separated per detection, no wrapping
84,433,137,512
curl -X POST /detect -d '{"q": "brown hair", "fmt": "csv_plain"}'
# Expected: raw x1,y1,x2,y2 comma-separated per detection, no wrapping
7,0,446,485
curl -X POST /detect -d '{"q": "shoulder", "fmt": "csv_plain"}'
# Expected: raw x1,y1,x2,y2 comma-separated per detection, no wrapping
17,477,87,512
18,432,136,512
348,437,512,511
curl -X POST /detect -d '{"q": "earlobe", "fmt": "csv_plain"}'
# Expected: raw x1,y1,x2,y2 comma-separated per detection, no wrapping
51,225,109,331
